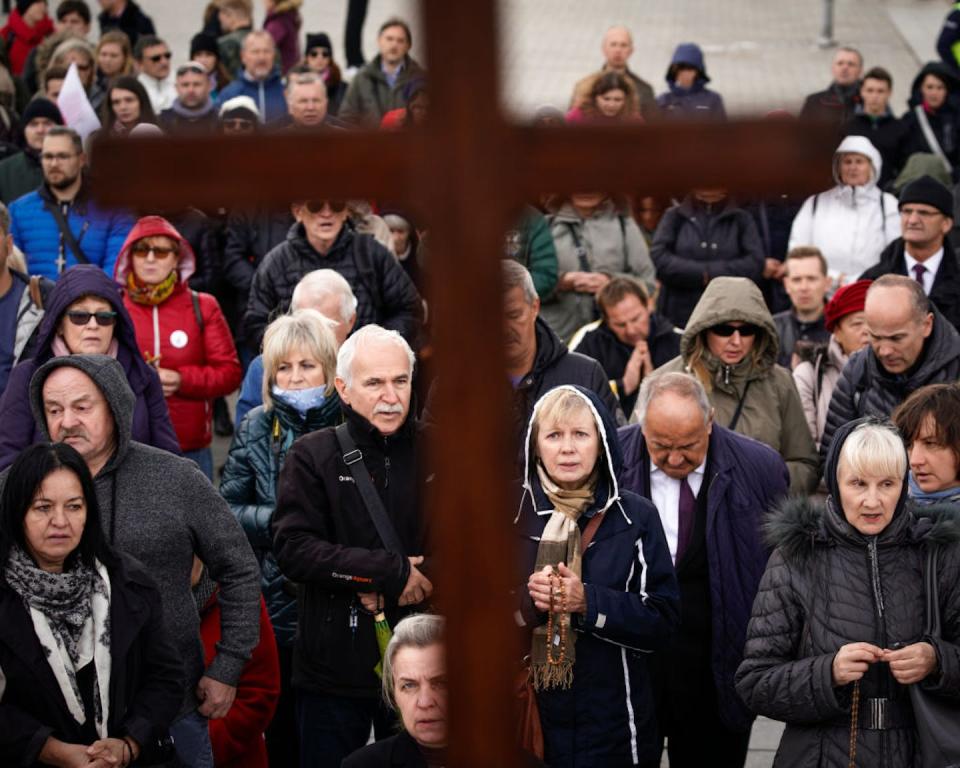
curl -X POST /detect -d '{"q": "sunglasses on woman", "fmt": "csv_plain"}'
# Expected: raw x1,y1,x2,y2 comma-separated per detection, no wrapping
131,244,179,258
65,310,118,327
304,199,347,214
710,323,759,337
307,48,331,58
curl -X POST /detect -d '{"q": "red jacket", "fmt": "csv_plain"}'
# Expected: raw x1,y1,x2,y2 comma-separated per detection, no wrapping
200,592,280,768
1,10,53,75
115,217,242,451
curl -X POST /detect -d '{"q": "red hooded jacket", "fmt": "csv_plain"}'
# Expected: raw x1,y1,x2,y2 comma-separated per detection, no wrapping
1,9,54,76
200,591,280,768
115,216,241,451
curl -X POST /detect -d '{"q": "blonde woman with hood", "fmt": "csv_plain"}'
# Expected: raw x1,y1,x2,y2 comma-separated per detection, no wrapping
654,277,819,494
788,135,900,286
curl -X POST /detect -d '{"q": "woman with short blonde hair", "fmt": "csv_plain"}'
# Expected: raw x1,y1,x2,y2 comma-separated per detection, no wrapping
261,309,338,409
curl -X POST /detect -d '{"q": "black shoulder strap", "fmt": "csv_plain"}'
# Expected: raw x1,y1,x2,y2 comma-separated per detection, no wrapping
42,197,90,265
190,290,205,332
727,379,752,431
335,423,406,556
924,545,942,637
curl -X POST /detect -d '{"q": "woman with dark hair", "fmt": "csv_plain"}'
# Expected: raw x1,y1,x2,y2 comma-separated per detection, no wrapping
302,32,346,115
566,71,641,124
900,62,960,174
101,75,157,135
0,442,183,767
0,264,180,470
893,382,960,505
736,419,960,767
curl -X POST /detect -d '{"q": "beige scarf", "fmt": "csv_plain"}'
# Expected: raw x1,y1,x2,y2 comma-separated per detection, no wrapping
530,462,598,690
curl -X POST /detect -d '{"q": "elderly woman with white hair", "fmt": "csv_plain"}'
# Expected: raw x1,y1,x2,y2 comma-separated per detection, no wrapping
220,308,341,766
736,418,960,767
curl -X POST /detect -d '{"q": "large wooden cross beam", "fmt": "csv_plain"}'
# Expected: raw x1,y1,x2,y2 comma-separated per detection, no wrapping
93,3,836,764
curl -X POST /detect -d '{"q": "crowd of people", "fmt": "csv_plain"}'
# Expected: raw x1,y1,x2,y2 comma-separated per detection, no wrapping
0,2,959,768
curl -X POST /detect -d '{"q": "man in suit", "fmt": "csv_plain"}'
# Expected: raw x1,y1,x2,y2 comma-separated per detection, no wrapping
861,175,960,330
618,371,789,767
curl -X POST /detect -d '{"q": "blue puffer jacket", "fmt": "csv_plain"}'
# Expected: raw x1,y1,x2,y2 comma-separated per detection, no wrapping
220,393,341,646
9,181,133,280
514,385,680,767
618,422,789,732
216,68,287,124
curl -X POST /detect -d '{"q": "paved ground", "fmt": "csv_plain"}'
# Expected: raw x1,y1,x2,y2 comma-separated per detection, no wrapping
57,1,949,765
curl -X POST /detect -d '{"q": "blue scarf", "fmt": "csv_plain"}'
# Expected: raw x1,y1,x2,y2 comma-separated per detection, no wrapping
907,473,960,505
272,384,328,417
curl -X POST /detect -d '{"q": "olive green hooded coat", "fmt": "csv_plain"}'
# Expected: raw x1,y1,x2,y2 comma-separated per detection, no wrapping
659,277,819,493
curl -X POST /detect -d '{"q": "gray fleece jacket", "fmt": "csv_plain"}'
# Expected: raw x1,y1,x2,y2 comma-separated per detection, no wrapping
8,354,261,716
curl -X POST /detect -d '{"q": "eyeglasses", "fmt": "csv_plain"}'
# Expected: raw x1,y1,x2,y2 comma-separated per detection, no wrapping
307,48,331,58
65,310,118,327
131,244,179,258
40,152,79,163
709,323,759,337
222,118,255,130
304,199,347,214
148,52,172,63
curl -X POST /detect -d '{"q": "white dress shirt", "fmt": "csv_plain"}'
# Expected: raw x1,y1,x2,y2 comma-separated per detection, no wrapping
904,247,944,296
649,459,707,565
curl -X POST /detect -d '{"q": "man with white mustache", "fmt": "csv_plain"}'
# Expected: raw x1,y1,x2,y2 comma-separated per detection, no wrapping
272,324,432,766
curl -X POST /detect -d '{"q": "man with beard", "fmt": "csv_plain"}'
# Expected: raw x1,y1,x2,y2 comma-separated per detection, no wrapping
159,61,220,134
8,127,133,280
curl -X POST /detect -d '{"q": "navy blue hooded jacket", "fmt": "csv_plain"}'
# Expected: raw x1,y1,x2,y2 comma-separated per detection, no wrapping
656,42,726,120
514,385,680,767
617,421,789,732
0,265,180,469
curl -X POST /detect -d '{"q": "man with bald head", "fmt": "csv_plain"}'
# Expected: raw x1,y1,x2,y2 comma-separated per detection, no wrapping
570,25,659,121
618,370,788,767
820,273,960,457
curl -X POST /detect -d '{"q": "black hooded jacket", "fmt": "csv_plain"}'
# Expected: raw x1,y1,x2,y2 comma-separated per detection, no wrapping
736,418,960,767
899,62,960,169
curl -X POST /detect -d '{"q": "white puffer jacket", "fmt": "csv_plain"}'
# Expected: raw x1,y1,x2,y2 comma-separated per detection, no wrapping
788,135,900,284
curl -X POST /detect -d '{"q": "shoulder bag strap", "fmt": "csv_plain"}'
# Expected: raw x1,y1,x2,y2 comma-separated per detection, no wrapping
42,198,90,265
580,512,605,553
334,422,407,557
727,379,752,431
915,104,954,174
190,290,205,332
924,545,942,637
565,222,591,272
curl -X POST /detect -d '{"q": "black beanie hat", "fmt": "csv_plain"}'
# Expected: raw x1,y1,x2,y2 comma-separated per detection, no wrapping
22,97,64,127
16,0,43,15
190,33,219,61
899,174,954,218
305,32,333,56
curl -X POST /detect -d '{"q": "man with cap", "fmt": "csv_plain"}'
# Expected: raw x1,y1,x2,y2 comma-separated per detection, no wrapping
219,94,261,134
793,279,871,449
1,0,54,76
304,32,348,115
160,61,219,134
0,97,63,204
861,175,960,331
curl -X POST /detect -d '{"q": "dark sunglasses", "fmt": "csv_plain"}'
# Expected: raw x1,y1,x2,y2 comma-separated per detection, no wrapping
304,199,347,214
148,52,172,63
710,323,759,337
222,118,255,130
65,310,117,327
131,244,178,258
307,48,331,58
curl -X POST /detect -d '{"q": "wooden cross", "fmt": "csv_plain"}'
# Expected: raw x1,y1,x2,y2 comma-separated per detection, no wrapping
93,3,836,764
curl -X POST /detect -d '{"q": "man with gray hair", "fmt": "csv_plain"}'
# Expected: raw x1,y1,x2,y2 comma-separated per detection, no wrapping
234,268,358,424
278,70,348,131
273,324,432,765
618,370,788,767
502,259,623,441
820,273,960,459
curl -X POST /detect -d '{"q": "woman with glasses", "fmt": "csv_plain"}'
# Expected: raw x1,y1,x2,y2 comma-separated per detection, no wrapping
656,276,819,493
113,216,241,479
100,75,157,135
0,264,180,470
302,32,346,115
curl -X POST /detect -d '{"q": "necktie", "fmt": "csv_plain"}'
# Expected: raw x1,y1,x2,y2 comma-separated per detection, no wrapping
913,262,927,289
676,477,696,563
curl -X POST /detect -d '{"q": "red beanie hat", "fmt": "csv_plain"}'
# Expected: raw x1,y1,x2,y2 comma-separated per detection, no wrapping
824,279,872,331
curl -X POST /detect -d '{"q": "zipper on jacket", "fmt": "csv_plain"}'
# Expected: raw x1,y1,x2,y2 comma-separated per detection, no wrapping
384,455,391,488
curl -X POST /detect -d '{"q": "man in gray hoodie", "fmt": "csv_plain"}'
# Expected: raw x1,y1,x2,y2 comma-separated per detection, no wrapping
1,354,261,767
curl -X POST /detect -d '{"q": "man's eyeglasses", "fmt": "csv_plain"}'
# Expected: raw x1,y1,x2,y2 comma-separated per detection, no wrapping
65,310,118,327
304,200,347,214
709,323,759,338
41,152,79,163
148,51,173,63
307,48,331,58
131,244,179,258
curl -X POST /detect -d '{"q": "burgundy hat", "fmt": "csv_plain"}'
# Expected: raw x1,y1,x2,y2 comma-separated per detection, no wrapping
824,279,872,331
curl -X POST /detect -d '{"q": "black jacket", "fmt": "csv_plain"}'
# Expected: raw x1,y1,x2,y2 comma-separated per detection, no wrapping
243,224,422,352
343,732,427,768
821,306,960,461
899,62,960,169
97,0,155,47
651,196,765,328
512,318,624,444
0,552,183,766
799,82,861,125
861,235,960,331
272,405,430,698
841,110,908,187
772,310,830,369
572,314,681,417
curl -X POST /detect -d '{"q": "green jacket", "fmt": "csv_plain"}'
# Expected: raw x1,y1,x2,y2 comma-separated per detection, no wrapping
659,276,819,494
506,205,558,298
0,151,41,205
339,54,426,125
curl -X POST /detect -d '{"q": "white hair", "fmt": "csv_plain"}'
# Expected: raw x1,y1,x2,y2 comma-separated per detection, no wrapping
501,259,537,304
336,324,415,387
635,370,713,427
382,614,444,710
838,421,907,481
291,269,358,324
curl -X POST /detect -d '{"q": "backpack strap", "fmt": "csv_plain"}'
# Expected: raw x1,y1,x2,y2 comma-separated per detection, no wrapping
190,289,205,332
